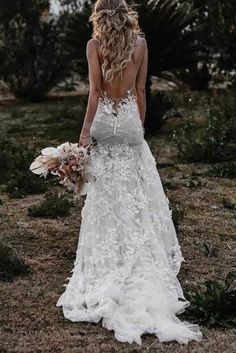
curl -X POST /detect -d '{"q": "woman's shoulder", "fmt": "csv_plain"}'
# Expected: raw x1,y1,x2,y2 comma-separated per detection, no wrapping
136,35,147,47
86,38,101,58
86,38,98,49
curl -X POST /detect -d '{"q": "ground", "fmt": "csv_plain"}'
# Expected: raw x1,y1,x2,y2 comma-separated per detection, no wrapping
0,91,235,353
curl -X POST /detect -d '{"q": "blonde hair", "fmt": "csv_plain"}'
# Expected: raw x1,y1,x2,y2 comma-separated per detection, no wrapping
89,0,144,83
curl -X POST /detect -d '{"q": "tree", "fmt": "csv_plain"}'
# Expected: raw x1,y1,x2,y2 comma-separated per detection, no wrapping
181,0,236,89
0,0,72,101
60,0,202,131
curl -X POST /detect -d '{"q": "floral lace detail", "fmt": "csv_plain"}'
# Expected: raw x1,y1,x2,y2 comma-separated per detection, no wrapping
56,93,203,345
90,89,144,143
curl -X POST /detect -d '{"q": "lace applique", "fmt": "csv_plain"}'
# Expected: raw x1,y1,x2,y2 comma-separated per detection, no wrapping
90,89,144,142
56,92,203,345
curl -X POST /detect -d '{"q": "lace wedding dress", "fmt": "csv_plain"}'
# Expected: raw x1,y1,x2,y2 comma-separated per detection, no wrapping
56,89,203,345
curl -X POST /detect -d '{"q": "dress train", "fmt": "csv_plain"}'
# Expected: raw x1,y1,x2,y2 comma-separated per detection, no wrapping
56,90,203,345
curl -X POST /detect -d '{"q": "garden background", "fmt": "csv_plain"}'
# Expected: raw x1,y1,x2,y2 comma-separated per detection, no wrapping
0,1,235,352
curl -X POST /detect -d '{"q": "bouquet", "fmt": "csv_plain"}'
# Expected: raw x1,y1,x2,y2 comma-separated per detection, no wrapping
29,140,96,200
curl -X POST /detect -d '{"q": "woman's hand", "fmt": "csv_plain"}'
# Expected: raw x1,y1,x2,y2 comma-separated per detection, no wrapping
79,134,97,148
79,135,93,148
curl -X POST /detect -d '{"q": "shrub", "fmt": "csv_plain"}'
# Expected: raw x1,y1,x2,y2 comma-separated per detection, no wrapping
173,104,236,163
0,238,31,281
0,137,49,197
173,122,206,162
145,92,173,133
0,137,35,179
203,242,218,258
222,197,236,211
183,272,236,328
163,179,178,191
208,161,236,178
28,192,73,218
0,0,72,101
0,136,49,197
6,171,48,198
60,0,201,131
170,204,184,231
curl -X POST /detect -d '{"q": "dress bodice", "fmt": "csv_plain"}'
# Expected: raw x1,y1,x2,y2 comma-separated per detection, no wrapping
90,89,144,148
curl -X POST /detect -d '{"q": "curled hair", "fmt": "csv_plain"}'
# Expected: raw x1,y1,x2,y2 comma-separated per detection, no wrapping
89,0,144,83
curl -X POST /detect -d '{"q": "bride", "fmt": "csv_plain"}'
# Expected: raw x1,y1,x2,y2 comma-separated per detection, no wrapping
56,0,203,345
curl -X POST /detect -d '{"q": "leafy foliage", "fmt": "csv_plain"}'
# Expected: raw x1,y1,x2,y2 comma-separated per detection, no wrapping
6,172,48,198
183,272,236,328
135,0,202,75
170,204,184,231
208,161,236,179
28,191,73,218
0,137,36,180
173,103,236,163
176,0,236,89
58,0,94,74
163,179,178,191
203,242,218,258
191,0,236,72
0,136,49,196
59,0,202,131
0,0,72,101
60,0,201,75
0,238,31,281
222,197,236,211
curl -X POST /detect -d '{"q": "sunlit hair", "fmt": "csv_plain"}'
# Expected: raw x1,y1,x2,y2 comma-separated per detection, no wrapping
89,0,144,84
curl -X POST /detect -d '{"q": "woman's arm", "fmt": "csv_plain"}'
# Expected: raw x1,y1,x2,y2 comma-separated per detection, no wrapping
79,39,102,147
136,39,148,126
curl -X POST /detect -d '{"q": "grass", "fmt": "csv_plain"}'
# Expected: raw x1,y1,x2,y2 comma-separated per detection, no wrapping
1,96,87,145
28,192,74,219
170,203,185,231
208,161,236,179
0,238,31,281
172,92,236,163
222,197,236,211
6,171,49,198
0,90,235,352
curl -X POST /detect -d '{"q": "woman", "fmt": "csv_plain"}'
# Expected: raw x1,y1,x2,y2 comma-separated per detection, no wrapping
56,0,203,345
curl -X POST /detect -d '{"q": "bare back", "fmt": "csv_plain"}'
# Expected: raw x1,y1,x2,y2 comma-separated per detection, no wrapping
79,35,148,147
95,36,147,100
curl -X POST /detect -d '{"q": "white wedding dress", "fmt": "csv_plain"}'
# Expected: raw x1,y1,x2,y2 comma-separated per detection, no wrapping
56,89,203,345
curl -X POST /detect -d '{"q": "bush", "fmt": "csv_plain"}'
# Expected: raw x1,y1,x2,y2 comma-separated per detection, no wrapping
173,103,236,163
163,179,178,191
145,92,173,133
6,171,48,198
60,0,201,131
183,272,236,328
203,242,218,258
170,204,184,231
222,197,236,211
28,192,73,218
0,137,35,180
208,161,236,178
0,136,49,196
0,238,31,281
0,0,72,101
